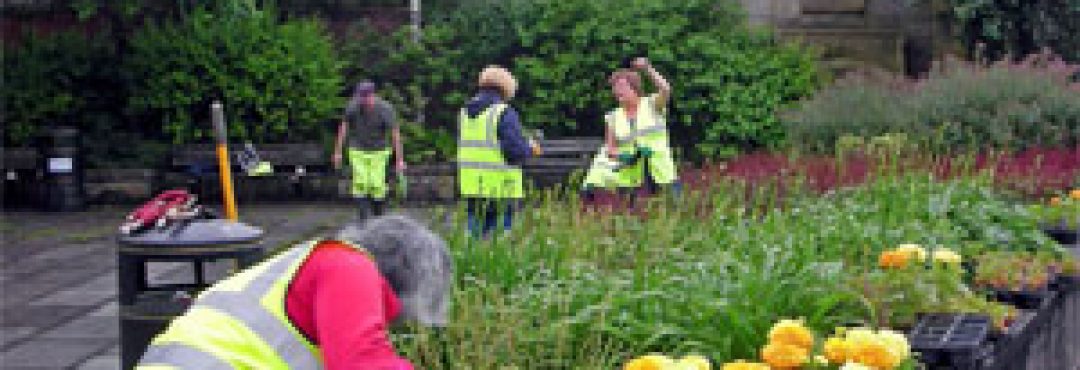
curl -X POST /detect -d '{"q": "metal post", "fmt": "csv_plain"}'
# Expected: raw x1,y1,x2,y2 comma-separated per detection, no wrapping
211,101,239,221
410,0,425,125
410,0,421,43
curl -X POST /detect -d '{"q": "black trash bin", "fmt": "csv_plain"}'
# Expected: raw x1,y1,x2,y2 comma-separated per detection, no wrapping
117,219,264,369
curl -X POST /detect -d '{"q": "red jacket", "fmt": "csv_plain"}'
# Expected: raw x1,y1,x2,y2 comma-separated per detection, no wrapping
286,241,414,370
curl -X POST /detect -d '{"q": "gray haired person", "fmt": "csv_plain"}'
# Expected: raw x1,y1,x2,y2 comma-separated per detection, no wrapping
137,215,451,369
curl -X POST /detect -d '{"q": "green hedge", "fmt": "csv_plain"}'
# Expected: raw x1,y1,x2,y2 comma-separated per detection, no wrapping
783,57,1080,154
341,0,820,162
1,31,117,147
124,4,342,144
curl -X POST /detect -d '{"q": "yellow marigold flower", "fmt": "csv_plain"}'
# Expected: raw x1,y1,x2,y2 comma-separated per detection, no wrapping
894,244,927,260
675,355,711,370
720,360,769,370
839,362,873,370
932,249,962,265
824,336,851,364
877,329,911,365
1071,189,1080,200
845,328,905,370
879,250,911,269
625,355,674,370
761,343,808,369
768,319,814,349
849,340,893,369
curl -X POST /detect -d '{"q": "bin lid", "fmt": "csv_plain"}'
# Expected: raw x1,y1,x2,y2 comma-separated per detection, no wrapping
119,219,263,246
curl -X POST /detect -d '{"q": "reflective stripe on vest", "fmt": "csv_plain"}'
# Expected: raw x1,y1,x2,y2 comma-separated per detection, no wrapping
139,343,232,370
615,125,668,146
138,242,324,369
612,98,669,150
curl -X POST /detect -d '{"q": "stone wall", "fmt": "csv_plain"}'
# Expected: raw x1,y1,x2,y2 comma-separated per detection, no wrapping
740,0,959,76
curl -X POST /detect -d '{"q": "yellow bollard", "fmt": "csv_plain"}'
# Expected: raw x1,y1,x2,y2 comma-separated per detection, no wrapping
211,101,239,221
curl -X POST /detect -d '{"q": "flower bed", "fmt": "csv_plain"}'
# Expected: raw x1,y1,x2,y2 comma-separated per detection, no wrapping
393,149,1080,369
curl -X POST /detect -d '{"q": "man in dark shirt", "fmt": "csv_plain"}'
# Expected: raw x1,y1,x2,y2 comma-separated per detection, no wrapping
333,81,405,219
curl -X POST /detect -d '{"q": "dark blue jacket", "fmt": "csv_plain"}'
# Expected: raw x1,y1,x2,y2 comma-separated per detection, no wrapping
464,89,532,165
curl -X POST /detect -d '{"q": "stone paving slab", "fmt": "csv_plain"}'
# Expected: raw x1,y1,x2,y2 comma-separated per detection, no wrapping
75,356,121,370
0,327,37,348
1,305,88,329
2,338,115,368
39,314,119,340
30,274,117,307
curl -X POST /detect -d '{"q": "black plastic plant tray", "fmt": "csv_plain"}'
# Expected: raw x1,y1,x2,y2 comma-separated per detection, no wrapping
1049,275,1079,293
916,346,993,370
1042,227,1078,245
1025,291,1058,335
910,314,994,369
910,313,991,350
981,309,1043,370
993,289,1049,310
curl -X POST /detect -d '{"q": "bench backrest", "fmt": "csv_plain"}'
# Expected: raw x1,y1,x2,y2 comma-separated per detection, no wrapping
1,147,40,170
171,143,325,169
522,137,602,171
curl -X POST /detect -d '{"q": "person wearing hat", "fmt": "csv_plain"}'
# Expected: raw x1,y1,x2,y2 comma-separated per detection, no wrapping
598,57,678,197
457,65,537,238
137,215,452,370
333,81,405,219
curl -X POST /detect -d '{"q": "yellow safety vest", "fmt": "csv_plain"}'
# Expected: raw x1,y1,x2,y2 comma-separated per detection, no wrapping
609,95,677,187
457,103,525,199
136,240,367,369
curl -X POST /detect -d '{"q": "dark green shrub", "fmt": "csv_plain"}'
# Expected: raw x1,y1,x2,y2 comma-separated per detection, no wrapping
124,4,342,144
1,31,117,146
784,56,1080,154
948,0,1080,63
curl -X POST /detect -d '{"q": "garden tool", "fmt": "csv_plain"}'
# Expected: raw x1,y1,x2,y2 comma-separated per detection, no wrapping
529,129,544,156
636,145,653,158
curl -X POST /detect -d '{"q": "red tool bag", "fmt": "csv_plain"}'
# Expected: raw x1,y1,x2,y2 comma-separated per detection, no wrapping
119,189,206,235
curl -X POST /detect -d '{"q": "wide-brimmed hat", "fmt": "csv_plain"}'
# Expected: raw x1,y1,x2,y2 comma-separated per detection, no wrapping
478,65,517,100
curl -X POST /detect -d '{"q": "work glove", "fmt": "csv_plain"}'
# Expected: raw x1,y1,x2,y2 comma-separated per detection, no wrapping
617,153,638,166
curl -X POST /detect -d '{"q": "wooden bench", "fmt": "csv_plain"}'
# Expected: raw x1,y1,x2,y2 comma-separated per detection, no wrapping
164,138,604,203
166,143,337,202
523,137,603,189
392,137,603,203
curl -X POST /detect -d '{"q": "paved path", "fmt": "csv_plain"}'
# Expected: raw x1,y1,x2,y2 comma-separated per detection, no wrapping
1,204,362,369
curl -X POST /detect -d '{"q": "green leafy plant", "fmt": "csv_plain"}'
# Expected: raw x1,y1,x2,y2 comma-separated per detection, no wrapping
124,3,342,144
1,30,117,146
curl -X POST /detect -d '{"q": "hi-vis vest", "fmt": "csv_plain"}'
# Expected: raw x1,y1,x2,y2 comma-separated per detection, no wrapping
457,103,524,198
137,240,364,369
610,95,677,186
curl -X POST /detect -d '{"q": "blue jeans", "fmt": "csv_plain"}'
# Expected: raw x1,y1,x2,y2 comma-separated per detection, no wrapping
466,199,515,238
